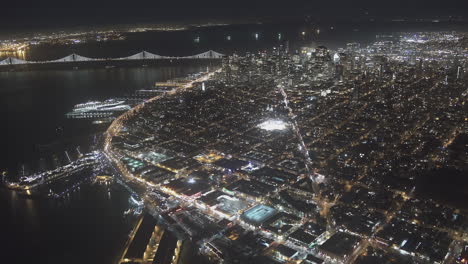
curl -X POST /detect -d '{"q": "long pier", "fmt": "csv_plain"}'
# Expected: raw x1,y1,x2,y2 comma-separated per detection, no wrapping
3,152,99,197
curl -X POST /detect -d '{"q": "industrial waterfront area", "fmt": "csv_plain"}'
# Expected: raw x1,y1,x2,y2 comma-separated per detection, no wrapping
1,14,468,264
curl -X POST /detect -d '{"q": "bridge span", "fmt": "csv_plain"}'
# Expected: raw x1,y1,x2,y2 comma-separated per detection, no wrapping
0,50,224,71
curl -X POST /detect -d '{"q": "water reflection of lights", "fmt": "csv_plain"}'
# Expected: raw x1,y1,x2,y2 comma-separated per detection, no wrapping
0,49,28,60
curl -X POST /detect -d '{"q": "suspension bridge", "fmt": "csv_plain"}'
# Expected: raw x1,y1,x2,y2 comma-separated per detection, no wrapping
0,50,224,69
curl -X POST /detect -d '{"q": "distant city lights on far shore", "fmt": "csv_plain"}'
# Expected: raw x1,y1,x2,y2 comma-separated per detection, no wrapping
258,119,288,131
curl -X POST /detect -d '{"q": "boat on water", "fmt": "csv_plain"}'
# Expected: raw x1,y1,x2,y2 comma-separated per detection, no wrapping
66,99,131,119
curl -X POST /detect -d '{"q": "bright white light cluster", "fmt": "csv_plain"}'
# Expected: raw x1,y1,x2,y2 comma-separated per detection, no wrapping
258,119,288,131
188,178,196,184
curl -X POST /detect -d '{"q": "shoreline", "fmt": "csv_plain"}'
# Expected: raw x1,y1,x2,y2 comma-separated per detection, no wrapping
103,68,220,187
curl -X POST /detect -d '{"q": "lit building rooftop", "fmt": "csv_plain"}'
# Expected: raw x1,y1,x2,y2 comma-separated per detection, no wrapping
241,204,278,226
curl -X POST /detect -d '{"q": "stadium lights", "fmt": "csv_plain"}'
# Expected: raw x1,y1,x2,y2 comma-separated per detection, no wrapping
258,119,288,131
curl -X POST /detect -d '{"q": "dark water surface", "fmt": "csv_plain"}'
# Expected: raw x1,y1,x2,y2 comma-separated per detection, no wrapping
0,183,132,264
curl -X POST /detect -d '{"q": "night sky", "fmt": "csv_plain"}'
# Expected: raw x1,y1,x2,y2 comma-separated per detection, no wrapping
1,0,467,32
